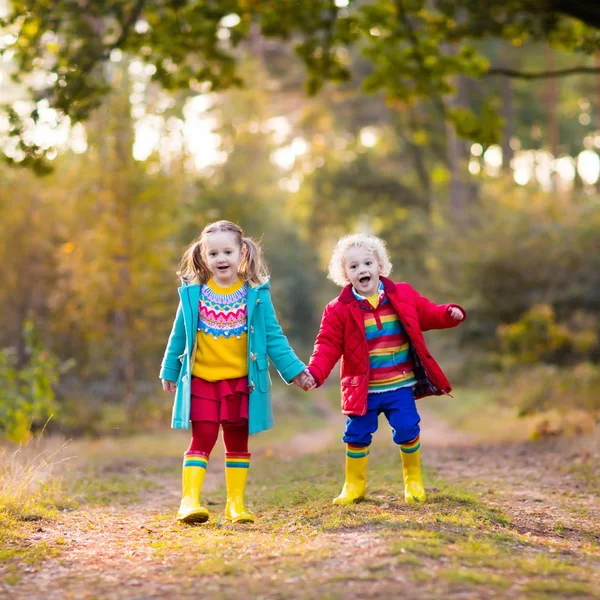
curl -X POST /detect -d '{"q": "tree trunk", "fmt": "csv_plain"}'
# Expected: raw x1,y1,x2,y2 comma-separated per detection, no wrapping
500,46,515,173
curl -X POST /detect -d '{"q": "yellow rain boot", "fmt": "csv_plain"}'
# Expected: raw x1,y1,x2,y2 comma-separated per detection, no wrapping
224,453,255,523
333,445,369,505
176,453,210,524
400,438,426,503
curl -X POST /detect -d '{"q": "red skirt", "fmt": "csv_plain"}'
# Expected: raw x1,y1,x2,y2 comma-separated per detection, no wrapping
190,376,249,424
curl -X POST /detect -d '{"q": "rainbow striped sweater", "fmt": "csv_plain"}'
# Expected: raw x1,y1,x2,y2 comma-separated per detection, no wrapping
192,277,248,382
353,284,416,393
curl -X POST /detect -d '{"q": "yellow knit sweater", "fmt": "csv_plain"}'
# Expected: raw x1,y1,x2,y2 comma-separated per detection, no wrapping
192,278,248,381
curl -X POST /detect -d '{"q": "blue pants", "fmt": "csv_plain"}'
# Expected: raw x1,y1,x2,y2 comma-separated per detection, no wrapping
342,386,420,447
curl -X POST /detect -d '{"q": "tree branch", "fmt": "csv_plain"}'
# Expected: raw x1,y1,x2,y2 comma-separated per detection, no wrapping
100,0,148,60
394,0,447,119
485,65,600,79
554,0,600,31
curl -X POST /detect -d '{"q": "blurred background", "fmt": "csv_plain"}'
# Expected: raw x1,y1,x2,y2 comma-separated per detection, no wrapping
1,0,599,443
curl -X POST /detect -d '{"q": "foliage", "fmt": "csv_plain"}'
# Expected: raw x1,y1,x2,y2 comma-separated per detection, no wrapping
494,305,600,418
432,182,600,350
0,322,71,443
3,0,600,167
497,304,597,367
497,362,600,418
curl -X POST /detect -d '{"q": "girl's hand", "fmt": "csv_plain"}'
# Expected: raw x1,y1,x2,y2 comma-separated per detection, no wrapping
293,369,316,391
162,379,176,393
448,306,464,321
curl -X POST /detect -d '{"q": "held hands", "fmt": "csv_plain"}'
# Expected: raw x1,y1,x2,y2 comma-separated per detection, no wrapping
292,368,317,391
162,379,176,393
448,306,465,321
162,372,316,394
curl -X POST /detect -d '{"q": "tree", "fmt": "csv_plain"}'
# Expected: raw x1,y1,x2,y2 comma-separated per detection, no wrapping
2,0,600,169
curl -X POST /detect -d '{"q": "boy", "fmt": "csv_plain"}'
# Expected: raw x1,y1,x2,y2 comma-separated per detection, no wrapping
307,234,465,504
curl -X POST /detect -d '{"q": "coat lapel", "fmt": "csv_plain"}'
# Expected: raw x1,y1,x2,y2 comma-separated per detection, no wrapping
348,302,365,333
247,284,257,326
338,284,366,333
178,283,200,341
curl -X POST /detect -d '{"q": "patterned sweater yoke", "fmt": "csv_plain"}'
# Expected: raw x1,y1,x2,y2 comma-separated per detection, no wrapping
199,278,248,339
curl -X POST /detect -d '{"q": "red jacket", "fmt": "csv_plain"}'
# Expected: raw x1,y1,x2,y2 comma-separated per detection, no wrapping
307,277,465,416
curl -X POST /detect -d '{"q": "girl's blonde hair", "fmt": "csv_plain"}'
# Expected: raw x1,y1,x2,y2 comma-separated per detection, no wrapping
177,220,269,286
328,233,392,287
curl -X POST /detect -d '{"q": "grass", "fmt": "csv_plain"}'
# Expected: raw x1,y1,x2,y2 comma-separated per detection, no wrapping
0,439,77,582
424,387,542,442
1,386,598,597
69,443,594,598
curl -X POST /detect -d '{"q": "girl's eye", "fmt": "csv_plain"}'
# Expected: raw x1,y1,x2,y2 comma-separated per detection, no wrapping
225,251,231,255
366,261,372,266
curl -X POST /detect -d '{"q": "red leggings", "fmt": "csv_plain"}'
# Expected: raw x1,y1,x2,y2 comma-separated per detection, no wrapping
187,420,249,455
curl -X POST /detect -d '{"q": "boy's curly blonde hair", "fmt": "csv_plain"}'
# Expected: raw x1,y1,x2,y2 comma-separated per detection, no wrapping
328,233,393,287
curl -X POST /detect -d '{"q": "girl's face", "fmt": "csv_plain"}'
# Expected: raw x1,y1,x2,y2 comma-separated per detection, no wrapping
344,246,381,297
204,230,244,286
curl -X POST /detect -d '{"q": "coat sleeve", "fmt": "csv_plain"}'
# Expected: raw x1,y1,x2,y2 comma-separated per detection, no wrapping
413,287,466,332
307,303,345,386
263,291,306,383
159,300,186,382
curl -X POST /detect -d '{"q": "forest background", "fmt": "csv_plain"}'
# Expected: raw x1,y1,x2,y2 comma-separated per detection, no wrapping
1,0,600,443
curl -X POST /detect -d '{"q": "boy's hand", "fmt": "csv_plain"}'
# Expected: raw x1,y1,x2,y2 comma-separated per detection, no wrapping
293,369,317,391
448,306,464,321
162,379,176,393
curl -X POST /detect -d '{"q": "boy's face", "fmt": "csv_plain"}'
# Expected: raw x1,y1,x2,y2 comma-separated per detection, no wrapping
344,246,380,297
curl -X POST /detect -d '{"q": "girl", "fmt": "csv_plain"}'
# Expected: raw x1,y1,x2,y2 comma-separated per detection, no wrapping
306,234,465,505
160,221,311,524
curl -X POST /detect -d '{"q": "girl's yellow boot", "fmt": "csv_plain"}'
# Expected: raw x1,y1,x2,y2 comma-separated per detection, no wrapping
333,445,369,505
176,453,210,524
400,437,426,503
224,453,255,523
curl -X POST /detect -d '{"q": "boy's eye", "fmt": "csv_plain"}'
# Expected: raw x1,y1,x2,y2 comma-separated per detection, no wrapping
366,261,372,266
349,265,357,270
225,250,231,255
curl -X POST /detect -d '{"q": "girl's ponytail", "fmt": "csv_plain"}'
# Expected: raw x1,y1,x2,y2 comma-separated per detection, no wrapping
176,238,212,284
241,236,269,286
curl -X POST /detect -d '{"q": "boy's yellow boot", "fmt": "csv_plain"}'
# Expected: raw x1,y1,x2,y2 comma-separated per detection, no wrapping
400,437,426,503
224,453,255,523
333,445,369,505
176,452,210,524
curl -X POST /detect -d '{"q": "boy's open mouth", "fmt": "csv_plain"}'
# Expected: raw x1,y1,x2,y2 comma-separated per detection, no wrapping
359,275,371,284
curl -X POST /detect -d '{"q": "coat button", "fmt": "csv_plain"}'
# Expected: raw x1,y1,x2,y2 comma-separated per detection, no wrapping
250,326,254,334
251,353,257,362
256,299,260,305
426,354,431,358
249,382,255,392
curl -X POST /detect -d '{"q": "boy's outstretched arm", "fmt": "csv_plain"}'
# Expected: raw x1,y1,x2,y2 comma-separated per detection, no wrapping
307,304,345,386
413,288,466,332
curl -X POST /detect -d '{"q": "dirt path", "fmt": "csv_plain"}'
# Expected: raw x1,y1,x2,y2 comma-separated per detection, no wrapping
2,399,599,600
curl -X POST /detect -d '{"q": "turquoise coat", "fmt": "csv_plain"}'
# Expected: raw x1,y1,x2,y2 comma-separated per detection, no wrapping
160,280,305,435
